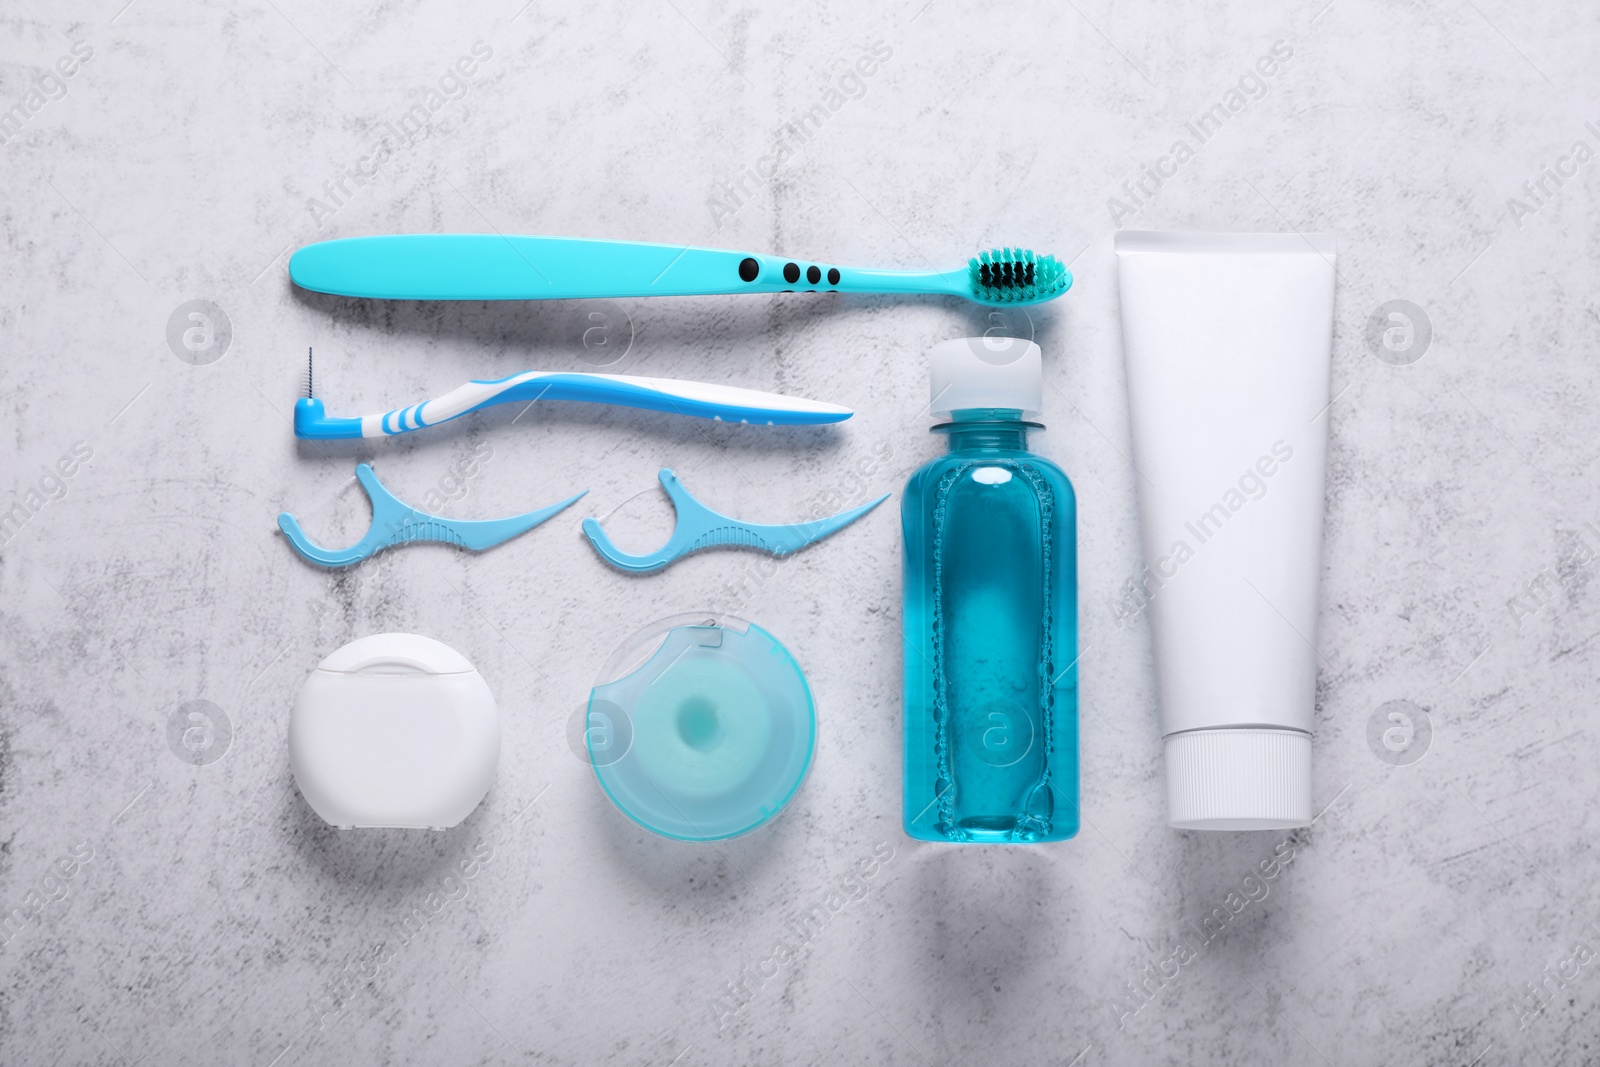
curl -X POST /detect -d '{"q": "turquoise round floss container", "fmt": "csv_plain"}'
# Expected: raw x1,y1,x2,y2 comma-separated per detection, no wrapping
586,613,815,841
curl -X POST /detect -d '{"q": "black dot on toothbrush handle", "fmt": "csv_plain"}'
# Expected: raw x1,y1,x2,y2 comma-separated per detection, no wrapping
783,262,800,284
738,257,759,282
827,268,840,285
806,265,821,284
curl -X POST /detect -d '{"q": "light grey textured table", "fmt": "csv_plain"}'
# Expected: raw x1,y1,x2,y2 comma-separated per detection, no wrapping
3,1,1598,1063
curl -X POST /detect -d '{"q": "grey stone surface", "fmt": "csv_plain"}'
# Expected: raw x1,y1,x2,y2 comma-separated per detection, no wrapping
2,0,1598,1063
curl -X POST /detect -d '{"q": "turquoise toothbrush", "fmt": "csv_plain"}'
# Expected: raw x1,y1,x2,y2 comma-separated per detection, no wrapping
289,235,1071,306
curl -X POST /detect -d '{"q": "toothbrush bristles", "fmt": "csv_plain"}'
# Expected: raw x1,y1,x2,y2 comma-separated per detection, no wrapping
968,247,1068,306
307,347,314,399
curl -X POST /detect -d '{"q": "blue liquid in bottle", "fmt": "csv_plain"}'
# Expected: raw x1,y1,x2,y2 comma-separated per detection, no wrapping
902,409,1079,842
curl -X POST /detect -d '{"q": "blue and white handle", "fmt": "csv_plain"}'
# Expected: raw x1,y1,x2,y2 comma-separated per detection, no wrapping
294,371,853,440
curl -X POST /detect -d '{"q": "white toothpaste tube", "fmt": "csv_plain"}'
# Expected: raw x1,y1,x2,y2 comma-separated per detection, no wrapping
1114,231,1336,829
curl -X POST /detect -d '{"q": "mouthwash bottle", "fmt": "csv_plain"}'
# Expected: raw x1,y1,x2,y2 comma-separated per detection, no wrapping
902,337,1079,843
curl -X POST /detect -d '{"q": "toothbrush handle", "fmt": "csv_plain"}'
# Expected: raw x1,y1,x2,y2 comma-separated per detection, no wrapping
289,235,966,300
835,266,967,297
292,372,854,440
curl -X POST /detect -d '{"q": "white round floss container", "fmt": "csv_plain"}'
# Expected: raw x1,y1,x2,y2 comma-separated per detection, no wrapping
290,633,499,829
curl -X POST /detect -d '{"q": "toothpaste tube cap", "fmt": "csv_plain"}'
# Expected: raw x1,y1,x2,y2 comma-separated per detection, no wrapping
1164,727,1312,830
929,336,1043,417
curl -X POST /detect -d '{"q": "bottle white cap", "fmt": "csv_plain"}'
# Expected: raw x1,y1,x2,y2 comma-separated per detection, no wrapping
929,337,1043,416
1164,728,1312,830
